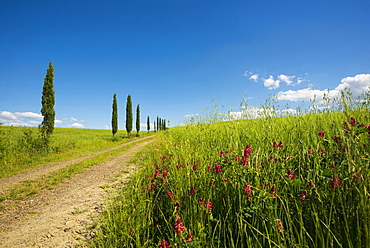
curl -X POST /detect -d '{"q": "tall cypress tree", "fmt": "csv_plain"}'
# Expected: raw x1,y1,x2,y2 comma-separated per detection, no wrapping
136,104,140,137
147,116,150,133
40,62,55,141
126,95,133,137
111,94,118,138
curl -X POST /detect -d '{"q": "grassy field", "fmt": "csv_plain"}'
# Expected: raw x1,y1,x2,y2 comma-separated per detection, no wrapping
0,126,154,178
93,95,370,247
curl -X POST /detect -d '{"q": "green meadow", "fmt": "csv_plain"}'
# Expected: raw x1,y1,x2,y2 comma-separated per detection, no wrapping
0,126,153,178
94,94,370,247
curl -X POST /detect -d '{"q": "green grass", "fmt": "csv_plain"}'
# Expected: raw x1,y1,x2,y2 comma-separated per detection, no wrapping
93,95,370,247
0,136,155,202
0,127,154,178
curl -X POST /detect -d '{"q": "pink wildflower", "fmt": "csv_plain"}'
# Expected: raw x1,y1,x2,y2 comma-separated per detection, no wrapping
276,219,284,233
318,131,325,137
215,165,222,173
330,177,341,189
189,187,195,196
300,191,307,201
244,145,252,157
160,240,170,248
167,191,175,200
174,216,185,234
185,233,194,242
244,183,253,198
350,117,358,127
285,170,294,180
205,201,213,214
268,187,277,197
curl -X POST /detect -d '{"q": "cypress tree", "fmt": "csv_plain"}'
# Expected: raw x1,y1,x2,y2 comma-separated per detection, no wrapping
136,104,140,137
154,121,156,132
40,62,55,141
147,116,150,133
126,95,133,137
111,94,118,138
156,116,159,131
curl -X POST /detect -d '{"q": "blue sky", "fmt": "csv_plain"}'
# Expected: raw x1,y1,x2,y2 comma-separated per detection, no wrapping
1,0,369,129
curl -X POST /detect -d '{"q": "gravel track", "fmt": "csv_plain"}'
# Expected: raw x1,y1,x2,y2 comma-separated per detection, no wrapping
0,136,154,247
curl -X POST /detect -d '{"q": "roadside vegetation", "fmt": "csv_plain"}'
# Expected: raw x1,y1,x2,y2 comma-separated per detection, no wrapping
94,91,369,247
0,127,154,179
0,136,154,203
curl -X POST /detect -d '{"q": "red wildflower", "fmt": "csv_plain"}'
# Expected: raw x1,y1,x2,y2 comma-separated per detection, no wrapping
318,131,325,137
300,191,307,200
285,170,294,180
268,187,277,197
273,141,284,148
269,156,275,163
160,240,170,248
350,117,358,127
205,201,213,214
189,187,195,196
199,199,204,206
334,136,342,143
192,164,197,171
330,177,341,189
162,171,168,179
244,183,253,198
306,147,313,157
167,191,175,200
174,216,185,234
174,202,180,211
308,182,315,187
129,229,134,235
185,233,194,242
244,145,252,157
215,165,222,173
276,219,284,233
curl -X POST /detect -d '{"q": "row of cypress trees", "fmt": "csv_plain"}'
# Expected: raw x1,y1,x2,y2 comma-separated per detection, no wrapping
111,94,139,138
39,62,167,140
111,94,168,138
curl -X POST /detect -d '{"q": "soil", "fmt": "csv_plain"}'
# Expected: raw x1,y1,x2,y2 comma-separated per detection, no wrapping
0,135,155,248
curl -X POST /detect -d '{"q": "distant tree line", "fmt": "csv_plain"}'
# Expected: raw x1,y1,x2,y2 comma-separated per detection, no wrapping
110,94,169,138
37,62,169,142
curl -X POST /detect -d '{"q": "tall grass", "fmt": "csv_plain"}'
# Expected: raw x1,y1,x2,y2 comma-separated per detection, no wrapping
0,127,154,178
94,92,369,247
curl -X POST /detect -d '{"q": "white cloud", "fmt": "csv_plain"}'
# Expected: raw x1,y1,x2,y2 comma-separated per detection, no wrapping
335,74,370,97
0,111,17,120
277,74,370,102
101,125,110,129
55,119,63,125
263,76,280,89
278,74,295,85
249,74,259,82
68,123,85,128
184,114,199,118
14,112,43,119
245,70,309,88
70,117,78,122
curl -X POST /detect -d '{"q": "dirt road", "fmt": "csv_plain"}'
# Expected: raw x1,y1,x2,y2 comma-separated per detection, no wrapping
0,136,155,248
